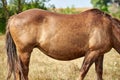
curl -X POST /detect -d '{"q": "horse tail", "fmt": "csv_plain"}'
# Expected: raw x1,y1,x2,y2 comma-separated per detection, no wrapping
6,16,24,80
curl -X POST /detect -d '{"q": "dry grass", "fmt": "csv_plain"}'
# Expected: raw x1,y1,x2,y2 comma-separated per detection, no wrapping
0,35,7,79
0,35,120,80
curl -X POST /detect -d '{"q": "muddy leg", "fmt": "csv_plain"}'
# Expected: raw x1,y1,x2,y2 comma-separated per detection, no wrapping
95,55,104,80
15,50,32,80
79,51,100,80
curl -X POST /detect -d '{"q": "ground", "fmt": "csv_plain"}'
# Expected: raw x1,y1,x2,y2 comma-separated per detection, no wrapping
0,35,120,80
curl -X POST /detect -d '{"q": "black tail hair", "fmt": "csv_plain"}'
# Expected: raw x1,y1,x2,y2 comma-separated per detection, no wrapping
6,16,24,80
6,27,17,80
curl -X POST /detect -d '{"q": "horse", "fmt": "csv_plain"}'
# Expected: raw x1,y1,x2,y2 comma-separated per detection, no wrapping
6,8,120,80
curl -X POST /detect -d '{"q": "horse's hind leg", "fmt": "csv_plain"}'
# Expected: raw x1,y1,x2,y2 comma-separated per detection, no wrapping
95,55,104,80
79,50,100,80
16,49,32,80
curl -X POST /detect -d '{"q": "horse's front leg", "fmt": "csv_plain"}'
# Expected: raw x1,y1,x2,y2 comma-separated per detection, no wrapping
79,50,100,80
95,55,104,80
15,49,32,80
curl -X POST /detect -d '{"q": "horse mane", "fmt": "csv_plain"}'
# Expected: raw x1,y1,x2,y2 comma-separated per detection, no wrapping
111,16,120,48
88,9,120,28
87,8,111,18
112,18,120,27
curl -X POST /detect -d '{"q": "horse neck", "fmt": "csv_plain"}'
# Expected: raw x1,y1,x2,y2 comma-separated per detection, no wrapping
112,19,120,54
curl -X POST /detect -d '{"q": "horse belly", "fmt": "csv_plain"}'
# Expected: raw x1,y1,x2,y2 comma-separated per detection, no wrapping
41,32,88,60
47,46,86,60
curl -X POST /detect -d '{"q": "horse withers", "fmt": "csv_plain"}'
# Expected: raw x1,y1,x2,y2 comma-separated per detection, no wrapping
6,8,120,80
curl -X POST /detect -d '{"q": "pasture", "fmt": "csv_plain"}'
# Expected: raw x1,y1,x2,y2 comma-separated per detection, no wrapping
0,35,120,80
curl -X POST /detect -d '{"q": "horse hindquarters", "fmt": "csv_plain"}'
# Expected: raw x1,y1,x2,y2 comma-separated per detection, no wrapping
6,17,33,80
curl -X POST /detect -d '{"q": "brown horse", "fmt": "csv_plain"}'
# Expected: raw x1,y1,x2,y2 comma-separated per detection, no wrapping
6,8,120,80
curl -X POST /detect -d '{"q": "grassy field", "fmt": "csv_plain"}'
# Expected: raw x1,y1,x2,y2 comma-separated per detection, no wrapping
0,35,120,80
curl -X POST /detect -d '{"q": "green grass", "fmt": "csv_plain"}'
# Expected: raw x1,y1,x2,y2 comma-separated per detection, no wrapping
0,35,120,80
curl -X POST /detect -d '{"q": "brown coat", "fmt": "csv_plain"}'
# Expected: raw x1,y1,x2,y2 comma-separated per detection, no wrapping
6,8,120,80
